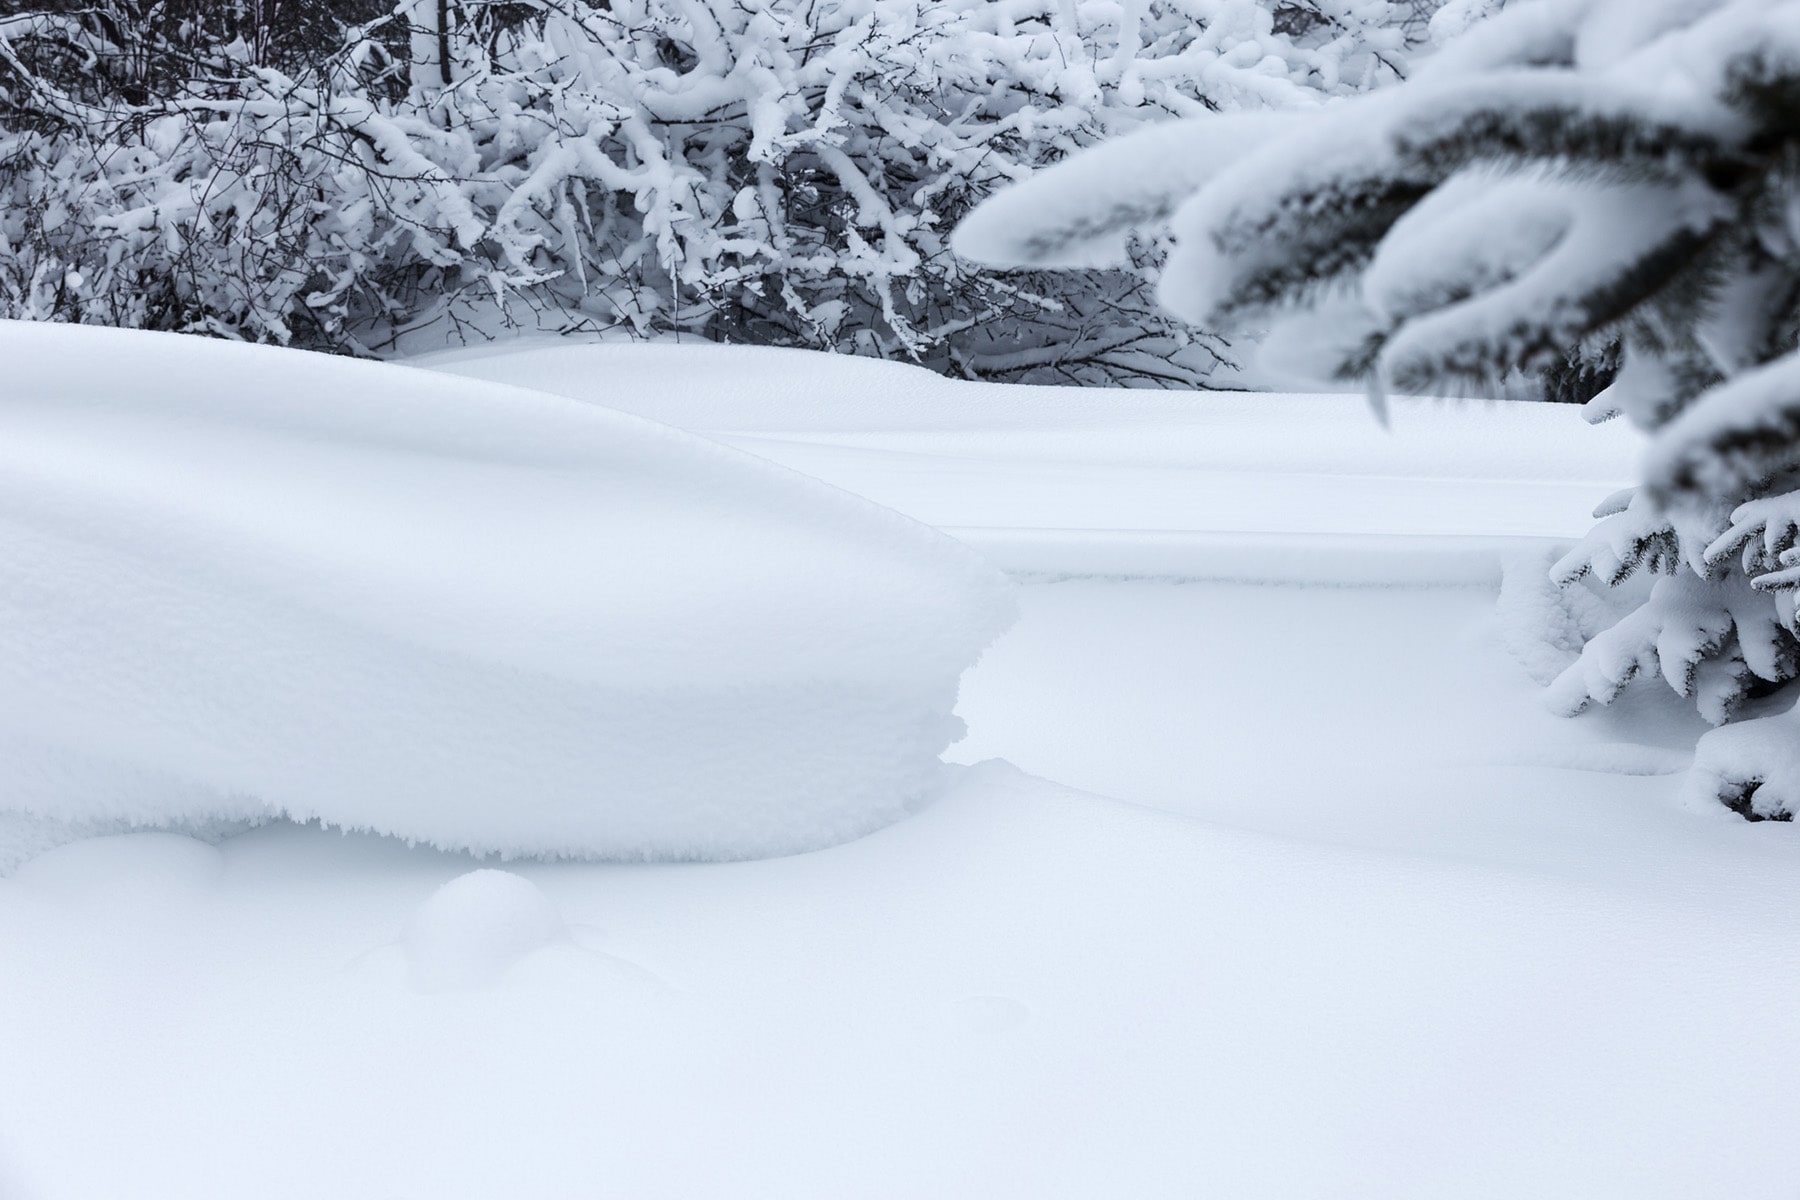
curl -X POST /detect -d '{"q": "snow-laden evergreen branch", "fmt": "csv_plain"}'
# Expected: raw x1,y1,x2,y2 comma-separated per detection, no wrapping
958,0,1800,817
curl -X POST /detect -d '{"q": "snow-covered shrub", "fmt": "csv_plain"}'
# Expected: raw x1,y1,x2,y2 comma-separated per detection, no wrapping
0,322,1016,862
1,0,1417,384
0,2,435,343
955,0,1800,818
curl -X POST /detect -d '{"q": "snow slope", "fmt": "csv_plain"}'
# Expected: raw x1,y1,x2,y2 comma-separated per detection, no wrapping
0,323,1012,862
4,336,1798,1199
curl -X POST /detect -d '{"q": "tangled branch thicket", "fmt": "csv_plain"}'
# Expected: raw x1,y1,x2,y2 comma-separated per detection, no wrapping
0,0,1419,383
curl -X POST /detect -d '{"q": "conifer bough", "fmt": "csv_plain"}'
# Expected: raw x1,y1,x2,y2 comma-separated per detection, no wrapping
956,0,1800,820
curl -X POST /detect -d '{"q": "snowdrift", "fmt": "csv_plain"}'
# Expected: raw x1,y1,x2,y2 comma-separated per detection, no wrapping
0,323,1015,863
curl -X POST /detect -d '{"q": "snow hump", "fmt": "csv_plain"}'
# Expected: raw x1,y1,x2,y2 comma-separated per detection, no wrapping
0,322,1016,862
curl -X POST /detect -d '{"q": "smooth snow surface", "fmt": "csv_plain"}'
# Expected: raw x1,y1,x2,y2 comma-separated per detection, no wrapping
419,340,1643,582
6,337,1798,1199
0,323,1013,860
5,593,1797,1198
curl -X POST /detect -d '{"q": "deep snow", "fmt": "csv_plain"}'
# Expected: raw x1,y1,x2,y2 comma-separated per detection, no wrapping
3,336,1798,1199
0,324,1011,862
5,587,1797,1199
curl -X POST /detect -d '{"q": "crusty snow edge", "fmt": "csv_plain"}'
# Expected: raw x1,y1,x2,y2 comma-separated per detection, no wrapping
0,323,1016,864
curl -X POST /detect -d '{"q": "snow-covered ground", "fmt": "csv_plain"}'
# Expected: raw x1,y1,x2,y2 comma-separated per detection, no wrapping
424,340,1638,582
5,335,1799,1198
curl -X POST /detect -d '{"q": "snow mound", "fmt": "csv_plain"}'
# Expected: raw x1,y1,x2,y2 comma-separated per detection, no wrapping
0,323,1015,863
10,831,225,902
404,870,565,993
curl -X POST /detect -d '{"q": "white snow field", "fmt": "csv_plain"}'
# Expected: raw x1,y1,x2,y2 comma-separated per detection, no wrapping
423,339,1638,582
4,335,1800,1198
0,322,1014,865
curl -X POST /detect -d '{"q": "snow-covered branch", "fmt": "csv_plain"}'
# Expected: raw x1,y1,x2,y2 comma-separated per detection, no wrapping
0,0,1418,380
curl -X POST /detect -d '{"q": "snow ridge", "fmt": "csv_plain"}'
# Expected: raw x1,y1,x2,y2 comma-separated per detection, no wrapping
0,323,1015,862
